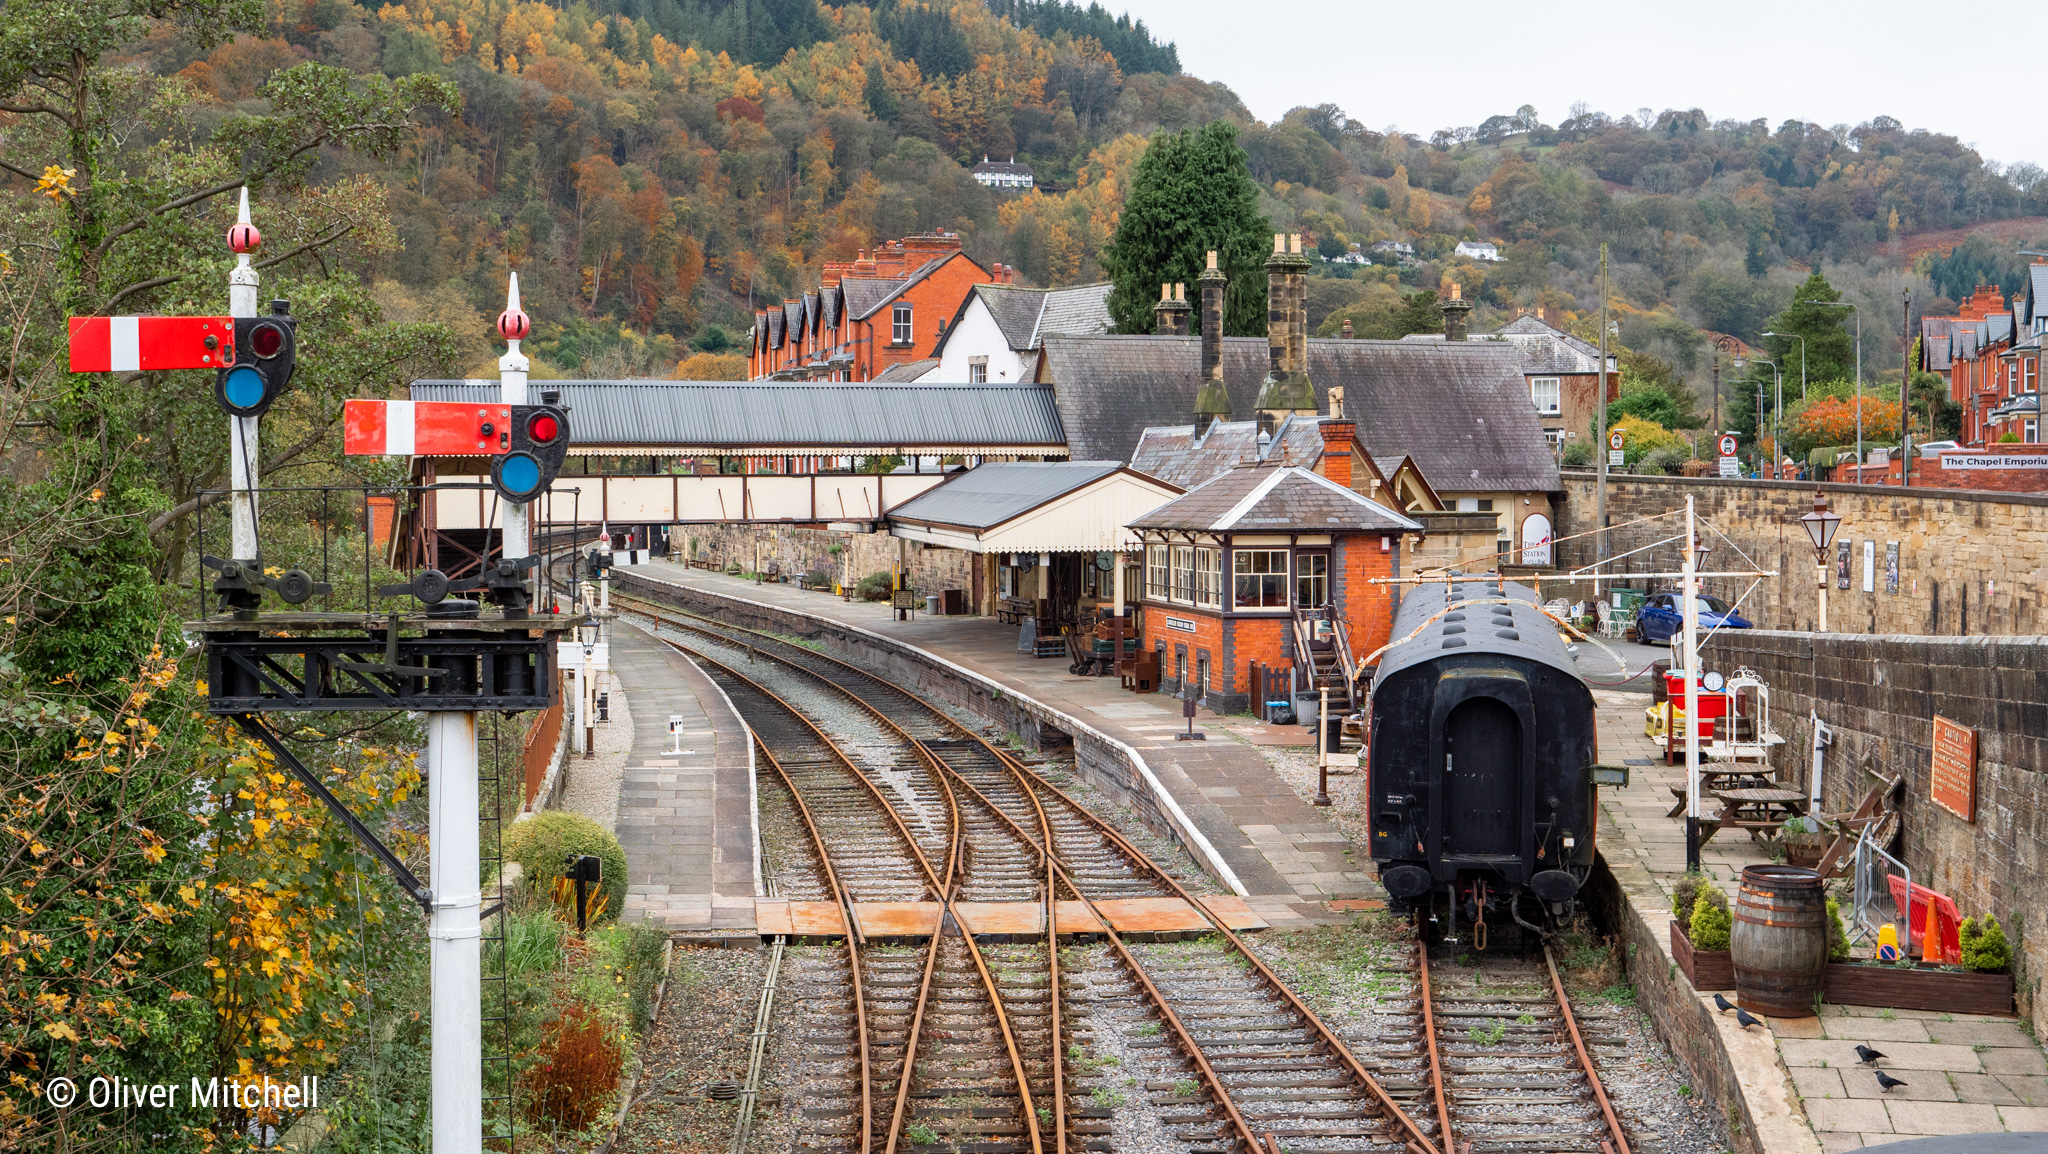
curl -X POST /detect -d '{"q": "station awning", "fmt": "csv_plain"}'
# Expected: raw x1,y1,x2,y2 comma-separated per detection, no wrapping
885,461,1182,554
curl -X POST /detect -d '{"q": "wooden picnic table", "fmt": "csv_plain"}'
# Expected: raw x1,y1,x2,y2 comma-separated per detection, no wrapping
1664,768,1779,817
1700,787,1808,845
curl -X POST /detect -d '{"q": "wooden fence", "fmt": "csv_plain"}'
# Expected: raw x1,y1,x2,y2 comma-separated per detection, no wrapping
521,676,564,810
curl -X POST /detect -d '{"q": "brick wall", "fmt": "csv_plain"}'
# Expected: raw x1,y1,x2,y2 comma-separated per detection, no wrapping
1556,471,2048,636
1700,628,2048,1036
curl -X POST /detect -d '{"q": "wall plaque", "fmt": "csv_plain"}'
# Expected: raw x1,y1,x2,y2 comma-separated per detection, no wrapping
1164,616,1197,634
1930,714,1977,822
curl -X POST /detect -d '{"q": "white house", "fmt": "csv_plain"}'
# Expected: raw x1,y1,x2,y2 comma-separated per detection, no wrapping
1454,240,1502,262
1370,240,1414,256
970,156,1035,191
931,282,1112,383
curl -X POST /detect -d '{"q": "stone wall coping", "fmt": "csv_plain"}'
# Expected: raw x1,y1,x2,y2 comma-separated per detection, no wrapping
1711,628,2048,654
1560,468,2048,510
617,568,1252,897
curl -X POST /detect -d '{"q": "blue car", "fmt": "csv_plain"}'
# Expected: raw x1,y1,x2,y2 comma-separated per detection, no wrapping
1634,590,1751,645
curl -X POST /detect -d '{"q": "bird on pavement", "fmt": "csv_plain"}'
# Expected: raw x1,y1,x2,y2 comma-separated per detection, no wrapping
1713,994,1735,1013
1875,1070,1909,1092
1855,1045,1887,1065
1733,1008,1762,1029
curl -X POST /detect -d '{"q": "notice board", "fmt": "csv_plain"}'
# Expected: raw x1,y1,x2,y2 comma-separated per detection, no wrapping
1930,714,1977,822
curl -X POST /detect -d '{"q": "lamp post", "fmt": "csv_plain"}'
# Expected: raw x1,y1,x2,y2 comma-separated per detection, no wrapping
1739,356,1782,477
1762,330,1807,401
1805,301,1862,478
1799,493,1843,633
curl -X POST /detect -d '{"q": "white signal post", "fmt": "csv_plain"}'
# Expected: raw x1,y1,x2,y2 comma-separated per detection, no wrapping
228,188,261,561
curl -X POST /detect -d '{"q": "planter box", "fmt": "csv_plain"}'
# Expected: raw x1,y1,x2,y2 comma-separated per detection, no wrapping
1672,920,1735,990
1825,962,2015,1016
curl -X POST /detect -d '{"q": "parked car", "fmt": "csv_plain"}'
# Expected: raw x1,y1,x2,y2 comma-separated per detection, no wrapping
1916,440,1959,458
1633,590,1752,644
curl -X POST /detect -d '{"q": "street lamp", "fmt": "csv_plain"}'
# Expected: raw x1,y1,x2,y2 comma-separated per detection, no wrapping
1735,355,1783,477
1761,330,1807,401
1805,301,1863,478
1799,492,1842,632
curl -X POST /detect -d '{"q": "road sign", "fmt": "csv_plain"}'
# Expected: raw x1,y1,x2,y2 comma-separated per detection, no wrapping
68,315,234,372
1609,430,1625,451
1718,434,1738,457
1717,433,1740,477
1608,428,1625,467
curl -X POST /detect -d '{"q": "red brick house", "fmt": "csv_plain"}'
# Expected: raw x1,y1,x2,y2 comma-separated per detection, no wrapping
749,234,1014,381
1126,418,1422,714
1920,268,2044,448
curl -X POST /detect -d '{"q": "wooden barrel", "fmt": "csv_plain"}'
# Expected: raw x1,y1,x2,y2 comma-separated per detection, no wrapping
1731,864,1828,1017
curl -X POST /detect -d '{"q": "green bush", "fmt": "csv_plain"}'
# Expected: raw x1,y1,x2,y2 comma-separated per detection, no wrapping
1826,896,1850,962
855,571,895,601
1561,440,1593,467
1689,885,1732,951
1640,445,1689,476
1671,871,1708,921
503,811,629,922
1961,915,2012,973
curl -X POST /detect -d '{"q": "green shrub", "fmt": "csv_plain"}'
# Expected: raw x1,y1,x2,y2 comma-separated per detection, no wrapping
1689,885,1732,952
1640,445,1689,476
1561,440,1593,467
1672,871,1708,921
855,571,895,601
503,811,629,922
1961,915,2012,973
1826,896,1850,962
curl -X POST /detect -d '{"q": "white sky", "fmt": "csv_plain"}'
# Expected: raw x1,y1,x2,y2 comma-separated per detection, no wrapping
1118,0,2040,170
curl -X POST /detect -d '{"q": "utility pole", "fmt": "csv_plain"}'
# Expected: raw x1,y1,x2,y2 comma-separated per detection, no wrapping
1682,495,1702,871
1900,289,1913,488
1595,243,1610,561
1711,354,1721,448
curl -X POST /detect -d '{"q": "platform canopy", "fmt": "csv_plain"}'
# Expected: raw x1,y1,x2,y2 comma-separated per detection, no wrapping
885,461,1182,554
409,379,1068,459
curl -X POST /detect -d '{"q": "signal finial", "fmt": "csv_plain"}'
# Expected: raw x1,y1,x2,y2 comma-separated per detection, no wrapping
228,186,261,255
497,272,530,342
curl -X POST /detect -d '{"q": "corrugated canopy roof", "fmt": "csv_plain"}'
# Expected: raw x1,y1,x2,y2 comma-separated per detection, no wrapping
886,461,1125,529
409,380,1068,453
1038,334,1561,493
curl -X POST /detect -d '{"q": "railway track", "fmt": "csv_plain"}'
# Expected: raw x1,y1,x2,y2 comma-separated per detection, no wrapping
615,593,1446,1154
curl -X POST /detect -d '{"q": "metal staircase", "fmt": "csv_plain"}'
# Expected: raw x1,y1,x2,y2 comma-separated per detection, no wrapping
1292,606,1357,717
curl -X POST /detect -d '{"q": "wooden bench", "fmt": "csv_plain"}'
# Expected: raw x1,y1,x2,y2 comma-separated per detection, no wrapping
996,598,1034,625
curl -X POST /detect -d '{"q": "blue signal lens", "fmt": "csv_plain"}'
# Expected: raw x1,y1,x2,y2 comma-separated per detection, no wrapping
496,453,541,497
222,365,266,411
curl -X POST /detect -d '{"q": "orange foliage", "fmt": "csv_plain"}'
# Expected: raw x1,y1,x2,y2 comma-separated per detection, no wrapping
523,1002,622,1131
1792,396,1902,445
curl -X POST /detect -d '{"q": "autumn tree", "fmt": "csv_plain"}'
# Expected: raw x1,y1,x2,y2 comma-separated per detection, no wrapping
1103,120,1271,336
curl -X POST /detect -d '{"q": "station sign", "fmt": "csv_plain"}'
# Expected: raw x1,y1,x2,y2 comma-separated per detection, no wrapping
1930,715,1976,822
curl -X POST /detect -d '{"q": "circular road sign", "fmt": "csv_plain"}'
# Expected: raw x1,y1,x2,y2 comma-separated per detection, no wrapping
1719,434,1738,457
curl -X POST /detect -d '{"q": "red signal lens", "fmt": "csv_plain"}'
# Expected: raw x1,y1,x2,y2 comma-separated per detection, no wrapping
249,322,285,359
527,413,559,443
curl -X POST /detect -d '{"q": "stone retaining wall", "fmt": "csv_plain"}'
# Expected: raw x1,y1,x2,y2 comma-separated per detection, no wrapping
672,523,977,601
1700,628,2048,1038
1556,471,2048,636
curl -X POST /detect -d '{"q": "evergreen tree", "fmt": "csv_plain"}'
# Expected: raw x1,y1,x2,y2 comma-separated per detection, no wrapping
1103,121,1272,336
1762,271,1857,385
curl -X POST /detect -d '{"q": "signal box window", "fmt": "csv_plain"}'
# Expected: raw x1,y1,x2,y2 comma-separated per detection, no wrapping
1233,549,1288,609
1296,553,1328,609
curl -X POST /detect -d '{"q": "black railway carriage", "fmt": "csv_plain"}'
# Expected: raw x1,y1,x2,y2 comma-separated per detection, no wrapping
1367,576,1598,934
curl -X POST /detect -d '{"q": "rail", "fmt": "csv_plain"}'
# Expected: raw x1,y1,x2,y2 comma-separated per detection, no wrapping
619,592,1442,1154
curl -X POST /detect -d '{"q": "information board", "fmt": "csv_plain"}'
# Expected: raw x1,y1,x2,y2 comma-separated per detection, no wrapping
1930,715,1977,822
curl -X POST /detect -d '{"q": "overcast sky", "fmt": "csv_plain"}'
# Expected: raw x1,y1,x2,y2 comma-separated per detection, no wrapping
1117,0,2039,170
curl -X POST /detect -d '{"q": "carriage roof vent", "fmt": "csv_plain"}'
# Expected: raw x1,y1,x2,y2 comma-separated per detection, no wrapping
1443,612,1465,622
1495,629,1520,640
1442,637,1467,648
1442,624,1465,635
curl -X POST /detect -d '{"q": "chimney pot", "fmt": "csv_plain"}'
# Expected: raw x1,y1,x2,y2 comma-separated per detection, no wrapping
1289,233,1302,255
1174,283,1185,302
1207,250,1218,270
1274,233,1285,254
1341,319,1354,339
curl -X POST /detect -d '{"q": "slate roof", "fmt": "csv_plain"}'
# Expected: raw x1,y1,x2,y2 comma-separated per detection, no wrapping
840,276,909,321
1128,465,1420,533
1921,318,1955,371
1488,315,1602,374
971,157,1034,178
1129,418,1326,489
872,359,938,382
2029,265,2048,327
887,461,1127,530
1036,334,1560,492
409,380,1067,451
1371,576,1579,687
936,283,1114,358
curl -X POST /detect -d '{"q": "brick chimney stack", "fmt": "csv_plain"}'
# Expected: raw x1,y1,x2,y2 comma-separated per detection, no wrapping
1154,281,1191,335
1256,233,1316,434
1340,318,1354,339
1195,251,1231,436
1318,417,1357,488
1441,280,1472,341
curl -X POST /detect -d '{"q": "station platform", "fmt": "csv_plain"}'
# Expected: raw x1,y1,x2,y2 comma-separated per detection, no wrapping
617,563,1374,929
605,620,759,933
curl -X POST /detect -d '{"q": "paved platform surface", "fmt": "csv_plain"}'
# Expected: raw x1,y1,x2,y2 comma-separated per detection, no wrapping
607,620,758,931
1593,687,2047,1148
619,564,1374,926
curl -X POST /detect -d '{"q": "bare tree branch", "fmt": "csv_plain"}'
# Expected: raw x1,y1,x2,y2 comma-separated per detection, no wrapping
97,275,181,314
252,223,352,271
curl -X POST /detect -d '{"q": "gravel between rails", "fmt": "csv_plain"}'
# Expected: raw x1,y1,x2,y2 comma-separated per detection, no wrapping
610,943,766,1154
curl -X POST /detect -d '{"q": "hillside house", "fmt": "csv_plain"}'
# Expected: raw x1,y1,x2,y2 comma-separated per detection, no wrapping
970,156,1035,191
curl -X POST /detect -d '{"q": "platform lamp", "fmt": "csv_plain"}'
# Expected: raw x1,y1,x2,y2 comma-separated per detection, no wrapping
1799,493,1842,633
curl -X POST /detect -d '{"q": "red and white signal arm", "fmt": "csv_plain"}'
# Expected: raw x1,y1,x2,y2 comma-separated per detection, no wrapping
1718,434,1738,457
68,316,234,372
345,400,512,456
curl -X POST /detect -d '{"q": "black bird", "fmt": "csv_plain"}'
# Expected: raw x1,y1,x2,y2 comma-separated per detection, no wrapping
1856,1045,1887,1065
1713,994,1735,1013
1875,1070,1909,1092
1734,1008,1763,1029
